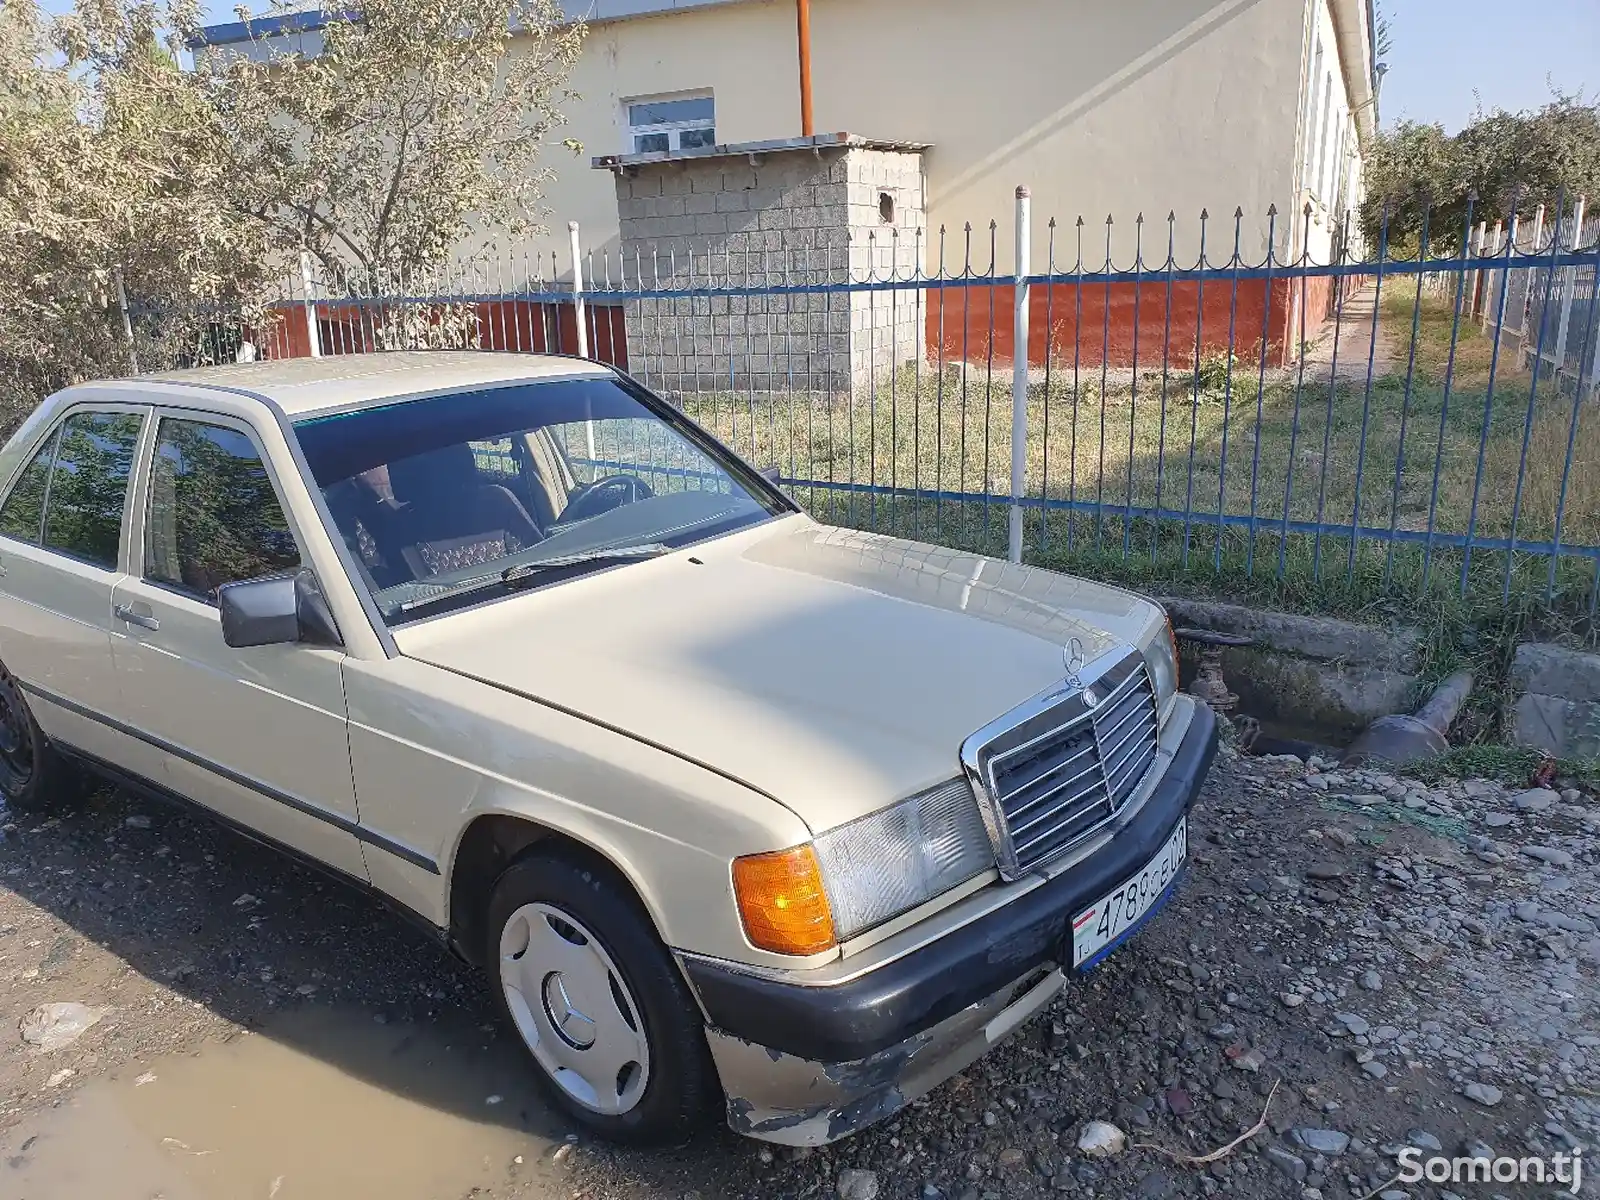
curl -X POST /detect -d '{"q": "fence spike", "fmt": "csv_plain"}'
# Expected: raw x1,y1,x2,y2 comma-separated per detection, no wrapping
1267,202,1278,216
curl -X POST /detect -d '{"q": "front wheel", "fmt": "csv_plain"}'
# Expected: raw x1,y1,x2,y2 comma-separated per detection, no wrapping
485,850,716,1144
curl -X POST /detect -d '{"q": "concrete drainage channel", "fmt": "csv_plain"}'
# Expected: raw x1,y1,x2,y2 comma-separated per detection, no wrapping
1164,597,1600,768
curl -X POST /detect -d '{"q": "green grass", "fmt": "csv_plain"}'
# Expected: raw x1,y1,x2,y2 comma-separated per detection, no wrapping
1399,743,1600,790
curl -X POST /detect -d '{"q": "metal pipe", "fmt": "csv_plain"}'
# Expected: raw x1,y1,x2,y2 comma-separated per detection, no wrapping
795,0,814,137
1008,185,1031,563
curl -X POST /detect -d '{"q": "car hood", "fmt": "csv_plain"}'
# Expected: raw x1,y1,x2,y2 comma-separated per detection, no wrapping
392,516,1166,833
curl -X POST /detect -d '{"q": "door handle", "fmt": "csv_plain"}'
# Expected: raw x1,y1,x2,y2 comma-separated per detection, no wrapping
114,604,160,632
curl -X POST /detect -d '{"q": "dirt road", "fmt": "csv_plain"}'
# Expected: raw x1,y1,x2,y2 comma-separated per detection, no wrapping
0,740,1594,1200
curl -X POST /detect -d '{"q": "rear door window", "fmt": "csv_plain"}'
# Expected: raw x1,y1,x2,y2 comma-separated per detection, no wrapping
0,429,60,545
40,412,144,569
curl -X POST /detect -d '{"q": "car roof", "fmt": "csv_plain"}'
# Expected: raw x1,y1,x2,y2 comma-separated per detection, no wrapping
113,351,615,418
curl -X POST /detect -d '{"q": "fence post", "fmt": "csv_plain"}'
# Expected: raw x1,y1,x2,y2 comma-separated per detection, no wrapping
299,251,322,358
568,221,589,359
1554,195,1586,378
113,266,139,376
1008,186,1032,565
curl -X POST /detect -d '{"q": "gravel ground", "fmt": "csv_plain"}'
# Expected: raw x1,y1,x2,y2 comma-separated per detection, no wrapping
0,739,1596,1199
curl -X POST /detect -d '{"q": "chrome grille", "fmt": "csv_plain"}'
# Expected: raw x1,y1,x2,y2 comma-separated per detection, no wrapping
972,652,1160,876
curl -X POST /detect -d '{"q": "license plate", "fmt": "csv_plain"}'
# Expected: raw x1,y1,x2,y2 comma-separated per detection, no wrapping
1070,818,1187,970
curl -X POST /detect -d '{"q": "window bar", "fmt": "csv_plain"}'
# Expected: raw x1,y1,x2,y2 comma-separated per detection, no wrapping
1040,219,1058,553
1421,194,1477,590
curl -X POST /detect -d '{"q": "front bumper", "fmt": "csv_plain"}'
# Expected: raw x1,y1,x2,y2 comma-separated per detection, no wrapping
692,699,1218,1145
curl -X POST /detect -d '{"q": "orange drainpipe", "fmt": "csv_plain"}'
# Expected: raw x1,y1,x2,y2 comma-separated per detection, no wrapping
796,0,814,137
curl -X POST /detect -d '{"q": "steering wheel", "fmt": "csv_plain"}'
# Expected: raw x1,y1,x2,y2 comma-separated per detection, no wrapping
562,473,654,523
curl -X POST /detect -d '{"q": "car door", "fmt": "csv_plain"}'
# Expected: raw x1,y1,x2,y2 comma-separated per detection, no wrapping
0,405,149,768
109,410,368,879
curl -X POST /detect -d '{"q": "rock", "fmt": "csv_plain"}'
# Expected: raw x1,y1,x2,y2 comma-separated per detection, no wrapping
1264,1146,1308,1182
837,1169,880,1200
1463,1082,1502,1107
1406,1130,1444,1153
1335,1012,1370,1036
44,1068,74,1088
19,1003,107,1052
1293,1129,1351,1156
123,814,152,830
1280,992,1305,1008
1358,970,1382,991
1306,862,1345,880
997,1149,1026,1169
1164,1087,1193,1117
1076,1121,1127,1158
1230,1047,1266,1073
1514,788,1557,813
1484,812,1515,828
1522,845,1575,867
1361,1060,1389,1080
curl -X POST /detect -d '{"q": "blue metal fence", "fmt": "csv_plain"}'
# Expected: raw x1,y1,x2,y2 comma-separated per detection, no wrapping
144,196,1600,609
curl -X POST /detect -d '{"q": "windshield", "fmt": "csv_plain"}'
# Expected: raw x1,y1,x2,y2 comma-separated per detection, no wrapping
293,374,790,625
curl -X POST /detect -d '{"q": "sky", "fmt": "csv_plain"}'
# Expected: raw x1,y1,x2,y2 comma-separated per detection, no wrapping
36,0,1600,134
1376,0,1598,131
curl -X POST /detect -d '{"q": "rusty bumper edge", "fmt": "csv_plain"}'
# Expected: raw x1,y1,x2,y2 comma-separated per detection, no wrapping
710,967,1068,1147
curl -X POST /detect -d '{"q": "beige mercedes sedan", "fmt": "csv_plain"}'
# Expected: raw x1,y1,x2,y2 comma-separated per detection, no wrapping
0,353,1215,1146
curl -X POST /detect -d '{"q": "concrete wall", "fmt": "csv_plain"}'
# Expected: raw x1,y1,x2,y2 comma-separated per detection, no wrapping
1511,644,1600,761
527,0,1316,271
611,145,926,391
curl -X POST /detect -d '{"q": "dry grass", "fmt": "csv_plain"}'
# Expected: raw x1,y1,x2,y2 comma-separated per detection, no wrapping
675,290,1600,567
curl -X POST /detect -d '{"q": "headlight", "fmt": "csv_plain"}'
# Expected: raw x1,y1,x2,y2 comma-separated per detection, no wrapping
1146,611,1179,702
812,777,994,940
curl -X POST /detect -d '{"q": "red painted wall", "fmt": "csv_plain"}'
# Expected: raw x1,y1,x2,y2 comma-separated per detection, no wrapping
925,277,1339,370
254,300,628,369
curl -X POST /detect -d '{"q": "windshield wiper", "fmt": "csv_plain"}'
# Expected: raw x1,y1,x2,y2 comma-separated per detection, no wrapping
397,543,672,614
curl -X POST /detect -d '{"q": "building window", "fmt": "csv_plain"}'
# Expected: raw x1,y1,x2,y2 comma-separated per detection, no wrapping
626,93,715,155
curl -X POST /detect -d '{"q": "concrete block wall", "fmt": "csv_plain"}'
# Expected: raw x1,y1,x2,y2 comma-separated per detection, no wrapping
608,145,926,393
1511,643,1600,760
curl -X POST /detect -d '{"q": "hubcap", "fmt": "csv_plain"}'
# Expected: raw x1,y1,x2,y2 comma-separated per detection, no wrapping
499,903,650,1116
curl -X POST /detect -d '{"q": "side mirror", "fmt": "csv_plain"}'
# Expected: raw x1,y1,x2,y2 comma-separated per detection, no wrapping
218,569,343,649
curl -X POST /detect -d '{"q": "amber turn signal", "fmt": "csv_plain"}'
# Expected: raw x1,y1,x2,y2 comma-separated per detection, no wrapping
732,844,837,956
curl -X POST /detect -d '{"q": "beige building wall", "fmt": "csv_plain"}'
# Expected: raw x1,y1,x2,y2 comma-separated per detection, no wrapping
524,0,1314,274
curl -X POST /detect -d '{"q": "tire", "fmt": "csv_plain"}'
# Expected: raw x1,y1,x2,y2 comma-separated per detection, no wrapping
0,664,87,813
485,848,717,1145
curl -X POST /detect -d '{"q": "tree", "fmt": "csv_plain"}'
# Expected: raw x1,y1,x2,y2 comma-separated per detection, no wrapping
0,0,275,432
0,0,586,434
204,0,585,285
1359,94,1600,253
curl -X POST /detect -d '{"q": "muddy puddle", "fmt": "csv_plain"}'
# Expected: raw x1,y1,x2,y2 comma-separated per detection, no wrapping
1,1005,567,1200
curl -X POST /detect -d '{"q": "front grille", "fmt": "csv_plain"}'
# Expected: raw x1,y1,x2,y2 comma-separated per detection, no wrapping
974,652,1160,875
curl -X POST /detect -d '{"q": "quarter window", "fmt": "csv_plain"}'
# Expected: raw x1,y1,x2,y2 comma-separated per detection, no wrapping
145,418,301,602
0,428,60,545
40,411,143,569
626,93,714,154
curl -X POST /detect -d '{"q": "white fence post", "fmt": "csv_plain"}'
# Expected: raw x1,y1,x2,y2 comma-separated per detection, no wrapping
568,220,589,359
113,266,139,376
299,251,322,359
1553,195,1586,377
1008,185,1032,565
